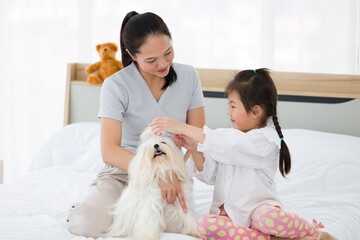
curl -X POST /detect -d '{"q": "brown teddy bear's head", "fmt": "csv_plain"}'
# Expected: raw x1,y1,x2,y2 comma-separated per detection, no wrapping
96,42,118,60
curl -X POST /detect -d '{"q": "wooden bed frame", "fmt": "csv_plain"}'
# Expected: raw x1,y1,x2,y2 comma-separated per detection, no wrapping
64,63,360,136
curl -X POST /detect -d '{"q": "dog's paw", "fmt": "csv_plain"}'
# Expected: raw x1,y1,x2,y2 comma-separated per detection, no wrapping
182,227,199,238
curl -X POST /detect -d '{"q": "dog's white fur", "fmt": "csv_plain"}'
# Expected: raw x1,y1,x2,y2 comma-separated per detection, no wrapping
106,127,198,240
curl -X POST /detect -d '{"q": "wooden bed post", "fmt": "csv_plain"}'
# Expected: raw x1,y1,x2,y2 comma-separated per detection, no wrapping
63,63,73,126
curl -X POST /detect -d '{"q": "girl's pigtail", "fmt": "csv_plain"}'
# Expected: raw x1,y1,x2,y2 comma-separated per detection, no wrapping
272,113,291,177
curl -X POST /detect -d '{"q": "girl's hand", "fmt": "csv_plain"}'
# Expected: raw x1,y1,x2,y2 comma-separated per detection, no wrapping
158,172,187,213
172,134,184,148
150,117,185,135
173,134,197,151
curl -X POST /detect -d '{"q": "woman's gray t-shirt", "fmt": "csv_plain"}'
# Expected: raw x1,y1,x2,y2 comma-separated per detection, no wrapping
98,62,205,153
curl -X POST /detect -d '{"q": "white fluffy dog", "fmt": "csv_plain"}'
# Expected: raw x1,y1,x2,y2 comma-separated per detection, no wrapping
106,127,198,240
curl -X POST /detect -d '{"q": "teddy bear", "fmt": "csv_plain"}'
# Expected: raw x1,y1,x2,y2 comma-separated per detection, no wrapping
85,42,124,85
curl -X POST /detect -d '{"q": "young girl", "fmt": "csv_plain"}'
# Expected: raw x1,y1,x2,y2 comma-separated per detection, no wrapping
150,69,336,240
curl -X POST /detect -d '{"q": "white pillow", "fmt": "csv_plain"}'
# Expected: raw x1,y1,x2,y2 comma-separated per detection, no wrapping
30,122,104,173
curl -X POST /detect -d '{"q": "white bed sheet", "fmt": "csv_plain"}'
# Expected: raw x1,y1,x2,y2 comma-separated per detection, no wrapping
0,122,359,240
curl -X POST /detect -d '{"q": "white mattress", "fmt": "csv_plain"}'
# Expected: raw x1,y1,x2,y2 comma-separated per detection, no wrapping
1,122,359,240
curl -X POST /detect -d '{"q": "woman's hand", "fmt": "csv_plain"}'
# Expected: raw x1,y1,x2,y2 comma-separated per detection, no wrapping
150,117,185,135
158,172,188,213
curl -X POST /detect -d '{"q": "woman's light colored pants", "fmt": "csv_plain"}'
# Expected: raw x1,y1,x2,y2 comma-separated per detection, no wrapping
66,164,128,238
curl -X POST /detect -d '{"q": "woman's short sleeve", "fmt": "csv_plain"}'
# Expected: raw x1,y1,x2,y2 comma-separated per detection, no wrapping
189,68,205,110
98,77,129,122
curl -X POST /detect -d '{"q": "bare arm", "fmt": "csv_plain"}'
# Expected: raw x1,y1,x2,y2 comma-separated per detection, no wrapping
100,117,135,171
188,145,205,172
185,106,206,168
175,134,205,172
186,106,205,128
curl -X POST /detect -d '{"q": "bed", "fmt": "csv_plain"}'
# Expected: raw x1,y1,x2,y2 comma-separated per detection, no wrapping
1,64,360,240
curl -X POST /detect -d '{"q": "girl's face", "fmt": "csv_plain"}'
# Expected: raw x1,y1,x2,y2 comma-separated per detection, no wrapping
131,34,174,79
227,91,262,132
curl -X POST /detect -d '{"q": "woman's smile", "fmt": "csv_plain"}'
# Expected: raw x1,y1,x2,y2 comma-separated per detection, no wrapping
157,67,168,73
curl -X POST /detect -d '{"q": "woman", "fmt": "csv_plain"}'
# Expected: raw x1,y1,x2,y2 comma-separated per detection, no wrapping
66,11,205,238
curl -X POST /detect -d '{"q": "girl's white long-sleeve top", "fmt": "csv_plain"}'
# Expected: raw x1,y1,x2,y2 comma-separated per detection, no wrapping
186,125,282,227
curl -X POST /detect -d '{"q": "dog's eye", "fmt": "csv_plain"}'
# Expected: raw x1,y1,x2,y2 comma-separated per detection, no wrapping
161,142,166,145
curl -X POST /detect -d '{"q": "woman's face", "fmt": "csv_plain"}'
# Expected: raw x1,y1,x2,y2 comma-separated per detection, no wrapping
131,34,174,79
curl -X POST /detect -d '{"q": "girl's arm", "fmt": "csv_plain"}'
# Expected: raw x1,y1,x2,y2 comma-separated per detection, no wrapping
184,106,206,171
175,134,205,172
100,117,135,171
188,148,205,172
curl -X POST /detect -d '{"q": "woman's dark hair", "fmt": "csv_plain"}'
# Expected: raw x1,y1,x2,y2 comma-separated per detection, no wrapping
120,11,177,90
225,68,291,177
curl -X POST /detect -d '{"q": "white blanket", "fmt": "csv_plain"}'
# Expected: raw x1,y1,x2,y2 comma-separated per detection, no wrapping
1,122,359,240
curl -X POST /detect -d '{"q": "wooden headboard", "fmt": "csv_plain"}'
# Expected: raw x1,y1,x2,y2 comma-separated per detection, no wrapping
64,63,360,136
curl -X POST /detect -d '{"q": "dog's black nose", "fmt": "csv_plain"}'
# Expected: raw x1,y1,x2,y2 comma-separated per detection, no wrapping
154,144,159,149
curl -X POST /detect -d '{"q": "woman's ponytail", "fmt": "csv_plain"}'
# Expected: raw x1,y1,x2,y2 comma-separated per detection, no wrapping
120,11,138,67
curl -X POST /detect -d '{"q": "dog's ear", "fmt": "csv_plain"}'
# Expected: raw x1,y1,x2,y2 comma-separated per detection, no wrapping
128,144,158,188
167,142,189,180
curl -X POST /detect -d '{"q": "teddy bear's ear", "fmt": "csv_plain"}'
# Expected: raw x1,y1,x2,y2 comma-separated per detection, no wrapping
96,44,102,52
109,43,118,52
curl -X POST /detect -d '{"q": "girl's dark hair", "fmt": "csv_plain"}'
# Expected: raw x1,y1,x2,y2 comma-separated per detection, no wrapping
225,68,291,177
120,11,177,90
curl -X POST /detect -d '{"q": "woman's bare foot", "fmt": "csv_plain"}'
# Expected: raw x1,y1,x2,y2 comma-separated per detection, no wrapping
320,231,337,240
